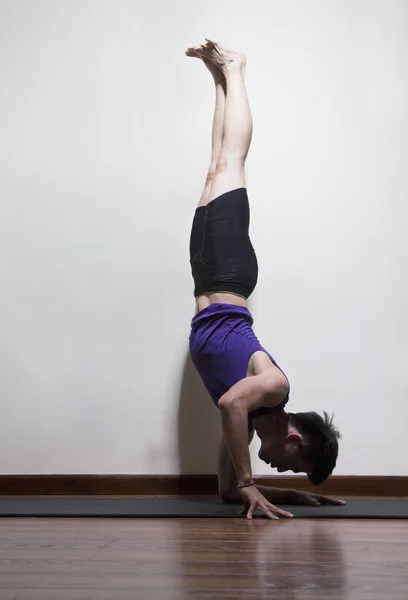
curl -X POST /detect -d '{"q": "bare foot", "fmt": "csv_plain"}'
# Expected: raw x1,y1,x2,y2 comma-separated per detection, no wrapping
185,45,224,82
199,39,246,76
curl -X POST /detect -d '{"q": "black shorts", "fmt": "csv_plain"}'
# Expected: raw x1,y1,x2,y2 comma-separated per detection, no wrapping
189,188,259,299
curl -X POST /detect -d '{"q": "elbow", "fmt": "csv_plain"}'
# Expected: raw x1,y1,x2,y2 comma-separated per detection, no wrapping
218,394,239,413
218,394,248,429
218,395,247,424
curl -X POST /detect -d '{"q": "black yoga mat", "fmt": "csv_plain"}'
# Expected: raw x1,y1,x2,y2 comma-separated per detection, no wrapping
0,497,407,518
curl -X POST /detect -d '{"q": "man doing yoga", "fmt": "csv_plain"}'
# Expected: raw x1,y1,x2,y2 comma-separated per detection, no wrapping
186,39,345,520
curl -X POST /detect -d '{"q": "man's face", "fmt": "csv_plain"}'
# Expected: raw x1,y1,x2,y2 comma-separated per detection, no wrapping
258,436,313,475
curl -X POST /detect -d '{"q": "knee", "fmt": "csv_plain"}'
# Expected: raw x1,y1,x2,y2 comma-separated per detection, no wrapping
215,149,246,174
206,152,227,184
214,151,228,174
205,163,217,185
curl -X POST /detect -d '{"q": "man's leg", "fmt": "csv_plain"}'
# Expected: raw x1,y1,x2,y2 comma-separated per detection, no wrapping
186,46,227,207
199,40,253,203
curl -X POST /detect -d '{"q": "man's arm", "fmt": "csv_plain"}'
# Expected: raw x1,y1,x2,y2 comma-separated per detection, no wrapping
217,432,298,504
216,373,346,517
218,370,287,487
217,434,346,507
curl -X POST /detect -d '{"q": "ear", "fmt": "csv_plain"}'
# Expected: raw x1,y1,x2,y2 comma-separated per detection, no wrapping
286,432,302,446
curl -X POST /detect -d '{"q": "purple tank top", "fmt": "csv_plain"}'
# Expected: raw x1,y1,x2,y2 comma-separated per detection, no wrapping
189,304,289,430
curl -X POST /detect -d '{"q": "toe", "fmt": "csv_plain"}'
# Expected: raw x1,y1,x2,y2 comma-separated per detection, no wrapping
205,38,218,47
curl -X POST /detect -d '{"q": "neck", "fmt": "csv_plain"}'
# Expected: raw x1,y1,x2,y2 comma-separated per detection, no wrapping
252,412,290,467
253,411,289,440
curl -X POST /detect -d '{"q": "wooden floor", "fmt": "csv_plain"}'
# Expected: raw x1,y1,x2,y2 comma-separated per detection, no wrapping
0,517,407,599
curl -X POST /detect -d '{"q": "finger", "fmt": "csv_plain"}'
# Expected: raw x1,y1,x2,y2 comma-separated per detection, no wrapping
271,506,294,518
265,503,294,518
239,502,249,516
263,508,279,520
246,503,255,520
261,503,281,520
319,496,347,506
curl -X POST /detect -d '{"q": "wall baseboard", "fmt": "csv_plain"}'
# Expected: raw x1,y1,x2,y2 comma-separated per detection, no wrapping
0,475,407,497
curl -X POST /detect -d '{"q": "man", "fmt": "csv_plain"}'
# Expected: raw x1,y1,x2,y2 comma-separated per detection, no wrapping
186,39,345,519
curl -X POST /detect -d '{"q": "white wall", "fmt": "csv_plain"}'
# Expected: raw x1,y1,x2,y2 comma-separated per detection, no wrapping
0,0,407,475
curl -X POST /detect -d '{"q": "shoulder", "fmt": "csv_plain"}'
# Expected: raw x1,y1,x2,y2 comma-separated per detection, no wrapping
248,350,275,375
248,352,289,405
259,369,289,402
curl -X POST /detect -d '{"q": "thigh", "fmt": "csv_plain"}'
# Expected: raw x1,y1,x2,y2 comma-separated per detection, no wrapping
191,189,258,299
207,158,246,204
204,187,250,238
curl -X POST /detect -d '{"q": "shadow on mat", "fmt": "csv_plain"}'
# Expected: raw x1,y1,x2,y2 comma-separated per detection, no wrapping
177,351,221,475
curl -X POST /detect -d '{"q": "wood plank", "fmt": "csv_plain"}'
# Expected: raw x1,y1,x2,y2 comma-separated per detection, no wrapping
0,518,407,599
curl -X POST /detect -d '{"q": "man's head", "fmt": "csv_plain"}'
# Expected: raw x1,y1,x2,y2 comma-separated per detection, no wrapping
256,411,341,485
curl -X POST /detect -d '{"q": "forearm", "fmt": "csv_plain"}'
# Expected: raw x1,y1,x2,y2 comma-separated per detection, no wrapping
219,403,252,485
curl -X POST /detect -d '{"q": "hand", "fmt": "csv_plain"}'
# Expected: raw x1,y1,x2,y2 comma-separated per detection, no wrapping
239,485,294,520
290,490,347,507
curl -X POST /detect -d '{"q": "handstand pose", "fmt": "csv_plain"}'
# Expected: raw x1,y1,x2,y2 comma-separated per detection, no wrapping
186,39,345,519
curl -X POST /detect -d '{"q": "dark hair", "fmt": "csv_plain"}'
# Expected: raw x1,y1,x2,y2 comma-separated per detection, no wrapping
289,411,341,485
